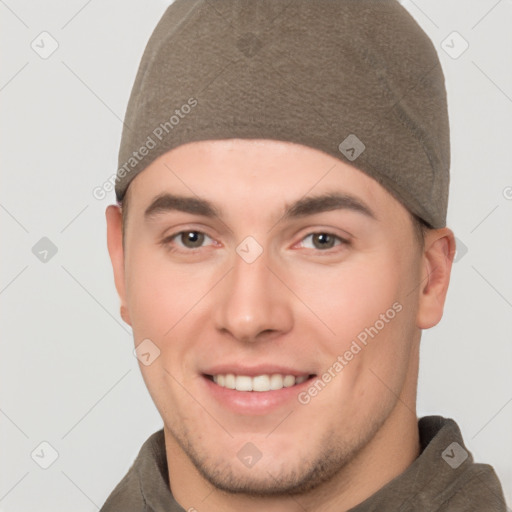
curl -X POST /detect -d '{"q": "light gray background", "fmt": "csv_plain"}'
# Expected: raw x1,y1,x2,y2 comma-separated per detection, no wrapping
1,0,511,510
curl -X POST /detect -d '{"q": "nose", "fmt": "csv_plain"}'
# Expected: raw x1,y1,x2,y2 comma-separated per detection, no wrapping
213,244,294,344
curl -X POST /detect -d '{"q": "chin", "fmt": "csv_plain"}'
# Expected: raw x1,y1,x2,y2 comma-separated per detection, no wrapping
167,419,361,498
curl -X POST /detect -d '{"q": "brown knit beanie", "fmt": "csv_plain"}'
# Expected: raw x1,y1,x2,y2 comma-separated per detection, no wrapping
115,0,450,228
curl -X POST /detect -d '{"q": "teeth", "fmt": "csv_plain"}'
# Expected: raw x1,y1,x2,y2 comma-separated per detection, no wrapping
235,375,252,391
225,373,236,389
295,375,308,384
211,373,309,392
270,374,284,390
252,375,270,392
283,375,295,387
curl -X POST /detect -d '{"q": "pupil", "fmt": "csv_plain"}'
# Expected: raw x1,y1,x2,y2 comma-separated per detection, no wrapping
314,233,333,249
184,231,203,248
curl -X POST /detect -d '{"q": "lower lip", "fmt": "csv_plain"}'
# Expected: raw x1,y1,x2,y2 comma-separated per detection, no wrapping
201,375,315,415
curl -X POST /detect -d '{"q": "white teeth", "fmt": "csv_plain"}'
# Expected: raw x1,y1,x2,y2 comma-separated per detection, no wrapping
283,375,295,387
269,374,283,390
252,375,271,392
225,373,236,389
211,373,309,392
235,375,252,391
295,375,308,384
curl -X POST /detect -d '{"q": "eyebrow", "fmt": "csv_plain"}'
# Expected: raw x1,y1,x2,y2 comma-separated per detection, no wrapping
281,192,376,221
144,192,376,222
144,193,221,220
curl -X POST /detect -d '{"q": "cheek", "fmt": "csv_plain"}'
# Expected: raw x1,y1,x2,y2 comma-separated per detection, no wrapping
333,255,419,403
125,244,203,338
300,251,416,395
295,252,405,345
124,246,201,418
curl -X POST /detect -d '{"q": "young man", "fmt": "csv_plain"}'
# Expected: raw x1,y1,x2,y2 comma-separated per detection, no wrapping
102,1,507,510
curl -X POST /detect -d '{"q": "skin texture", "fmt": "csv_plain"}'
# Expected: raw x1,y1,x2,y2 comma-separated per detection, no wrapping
106,138,455,512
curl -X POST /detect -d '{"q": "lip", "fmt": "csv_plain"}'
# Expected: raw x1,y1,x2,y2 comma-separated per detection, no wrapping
201,371,316,415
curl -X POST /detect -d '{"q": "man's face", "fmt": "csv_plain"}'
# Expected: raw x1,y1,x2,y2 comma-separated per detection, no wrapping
110,139,427,495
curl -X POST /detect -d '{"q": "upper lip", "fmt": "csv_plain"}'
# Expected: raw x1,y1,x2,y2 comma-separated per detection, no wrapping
202,364,315,377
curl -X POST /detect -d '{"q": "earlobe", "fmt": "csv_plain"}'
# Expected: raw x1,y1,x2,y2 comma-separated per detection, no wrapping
416,227,456,330
120,305,131,324
105,204,132,326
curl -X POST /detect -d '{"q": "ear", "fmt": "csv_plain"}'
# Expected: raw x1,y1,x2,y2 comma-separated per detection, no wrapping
105,204,132,326
416,227,456,329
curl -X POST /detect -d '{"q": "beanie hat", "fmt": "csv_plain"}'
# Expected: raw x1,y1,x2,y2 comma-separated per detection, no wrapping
115,0,450,228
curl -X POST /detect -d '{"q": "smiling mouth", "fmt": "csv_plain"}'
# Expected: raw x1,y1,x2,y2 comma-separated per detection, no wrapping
204,373,316,392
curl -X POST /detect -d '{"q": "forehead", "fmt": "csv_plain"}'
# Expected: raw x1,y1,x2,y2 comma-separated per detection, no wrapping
125,139,406,223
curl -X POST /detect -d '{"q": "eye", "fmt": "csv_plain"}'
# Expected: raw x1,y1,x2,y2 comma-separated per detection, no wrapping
162,230,214,251
298,232,349,251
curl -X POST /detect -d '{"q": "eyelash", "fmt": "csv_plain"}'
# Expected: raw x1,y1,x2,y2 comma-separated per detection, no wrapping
160,230,350,254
